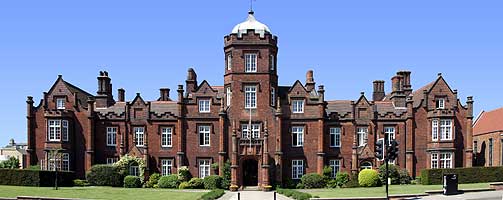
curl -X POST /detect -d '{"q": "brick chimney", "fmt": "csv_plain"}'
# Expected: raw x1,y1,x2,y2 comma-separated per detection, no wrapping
186,68,198,94
305,70,315,92
95,71,114,108
160,88,170,101
390,72,406,107
118,88,125,102
372,80,385,101
397,70,412,96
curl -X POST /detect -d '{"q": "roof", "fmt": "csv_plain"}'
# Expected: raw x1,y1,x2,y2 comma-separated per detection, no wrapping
473,107,503,135
411,81,435,107
63,80,93,106
231,11,271,37
326,100,352,115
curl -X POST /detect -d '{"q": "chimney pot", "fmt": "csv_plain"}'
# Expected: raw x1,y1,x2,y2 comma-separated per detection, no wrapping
118,88,125,102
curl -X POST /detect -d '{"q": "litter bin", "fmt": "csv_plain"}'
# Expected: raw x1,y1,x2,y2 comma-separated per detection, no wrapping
443,173,458,195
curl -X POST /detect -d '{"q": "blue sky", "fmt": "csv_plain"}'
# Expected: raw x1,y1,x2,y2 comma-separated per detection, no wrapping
0,1,502,145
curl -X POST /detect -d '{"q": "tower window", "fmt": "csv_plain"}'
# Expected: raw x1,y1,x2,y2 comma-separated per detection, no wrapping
292,126,304,147
244,85,257,109
271,87,275,106
245,53,257,72
270,54,275,70
226,54,232,70
226,87,232,107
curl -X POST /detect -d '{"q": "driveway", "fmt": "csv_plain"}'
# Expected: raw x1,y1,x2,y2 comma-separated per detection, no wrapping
218,191,292,200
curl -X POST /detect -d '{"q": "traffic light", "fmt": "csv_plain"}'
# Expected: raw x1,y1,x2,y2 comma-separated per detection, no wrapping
387,140,399,160
375,138,384,161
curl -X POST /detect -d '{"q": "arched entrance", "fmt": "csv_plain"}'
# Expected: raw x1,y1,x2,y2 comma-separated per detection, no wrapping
242,159,258,186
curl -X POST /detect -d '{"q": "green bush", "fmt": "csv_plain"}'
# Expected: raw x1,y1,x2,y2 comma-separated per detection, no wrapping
322,166,332,180
276,188,312,200
123,176,141,188
199,189,225,200
336,172,350,187
86,164,123,187
344,173,360,188
179,181,191,189
420,166,503,185
73,179,90,187
178,166,192,182
300,173,326,189
296,182,304,189
189,178,204,189
221,160,231,189
326,179,338,188
378,164,400,185
203,175,223,189
398,169,411,184
28,165,41,170
283,179,297,189
358,169,381,187
0,157,20,169
0,169,74,187
158,175,179,188
145,173,161,188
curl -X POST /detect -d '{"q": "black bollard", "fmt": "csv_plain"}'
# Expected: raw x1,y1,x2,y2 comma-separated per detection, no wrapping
274,192,277,200
238,192,240,200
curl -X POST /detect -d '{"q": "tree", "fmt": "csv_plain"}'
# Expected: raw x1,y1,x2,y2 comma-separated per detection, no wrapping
48,148,63,190
0,157,20,169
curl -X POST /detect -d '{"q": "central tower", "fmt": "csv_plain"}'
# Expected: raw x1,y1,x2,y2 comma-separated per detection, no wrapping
224,10,279,190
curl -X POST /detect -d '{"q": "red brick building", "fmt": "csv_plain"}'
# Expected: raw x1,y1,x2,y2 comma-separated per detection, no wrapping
473,107,503,167
26,11,474,189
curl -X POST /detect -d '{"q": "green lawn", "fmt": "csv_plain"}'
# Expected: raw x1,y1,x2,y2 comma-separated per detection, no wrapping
0,186,208,200
302,183,491,198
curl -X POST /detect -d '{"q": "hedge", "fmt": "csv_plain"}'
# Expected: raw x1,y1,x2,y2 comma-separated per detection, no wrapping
301,173,326,189
199,189,225,200
158,175,180,188
124,176,142,188
0,169,74,187
276,188,313,200
203,175,223,189
86,164,123,187
421,166,503,185
358,169,381,187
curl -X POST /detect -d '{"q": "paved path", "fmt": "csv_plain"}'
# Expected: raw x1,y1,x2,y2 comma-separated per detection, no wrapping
218,191,292,200
420,191,503,200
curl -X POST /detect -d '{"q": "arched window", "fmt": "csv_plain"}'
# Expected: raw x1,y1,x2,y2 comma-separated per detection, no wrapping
360,162,372,170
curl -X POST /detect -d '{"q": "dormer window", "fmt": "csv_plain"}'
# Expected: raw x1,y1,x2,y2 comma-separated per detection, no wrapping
226,54,232,70
198,99,211,113
56,98,65,110
245,53,257,72
436,98,445,109
292,100,304,113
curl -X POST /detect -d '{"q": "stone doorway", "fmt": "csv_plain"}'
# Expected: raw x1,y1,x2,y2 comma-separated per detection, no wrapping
243,159,259,186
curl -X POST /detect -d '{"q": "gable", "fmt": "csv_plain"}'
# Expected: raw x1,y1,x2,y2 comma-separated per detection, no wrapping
288,80,308,97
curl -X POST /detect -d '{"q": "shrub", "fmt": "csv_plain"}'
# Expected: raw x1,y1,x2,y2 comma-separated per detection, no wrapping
86,164,123,187
276,188,312,200
358,169,381,187
283,179,297,189
322,166,332,180
199,189,225,200
344,173,360,188
398,169,411,184
73,179,90,187
124,176,141,188
158,175,180,188
203,175,223,189
189,178,204,189
0,169,74,187
296,182,304,189
336,172,350,188
300,173,326,189
326,179,338,188
179,181,191,189
221,160,231,189
178,166,192,182
145,173,161,188
378,164,400,185
0,157,20,169
420,166,503,185
28,165,41,170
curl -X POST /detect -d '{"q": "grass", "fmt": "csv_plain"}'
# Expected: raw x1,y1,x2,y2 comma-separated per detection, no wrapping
302,183,491,198
0,186,209,200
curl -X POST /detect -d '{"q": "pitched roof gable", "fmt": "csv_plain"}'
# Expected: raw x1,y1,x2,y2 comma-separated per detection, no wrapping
473,107,503,135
